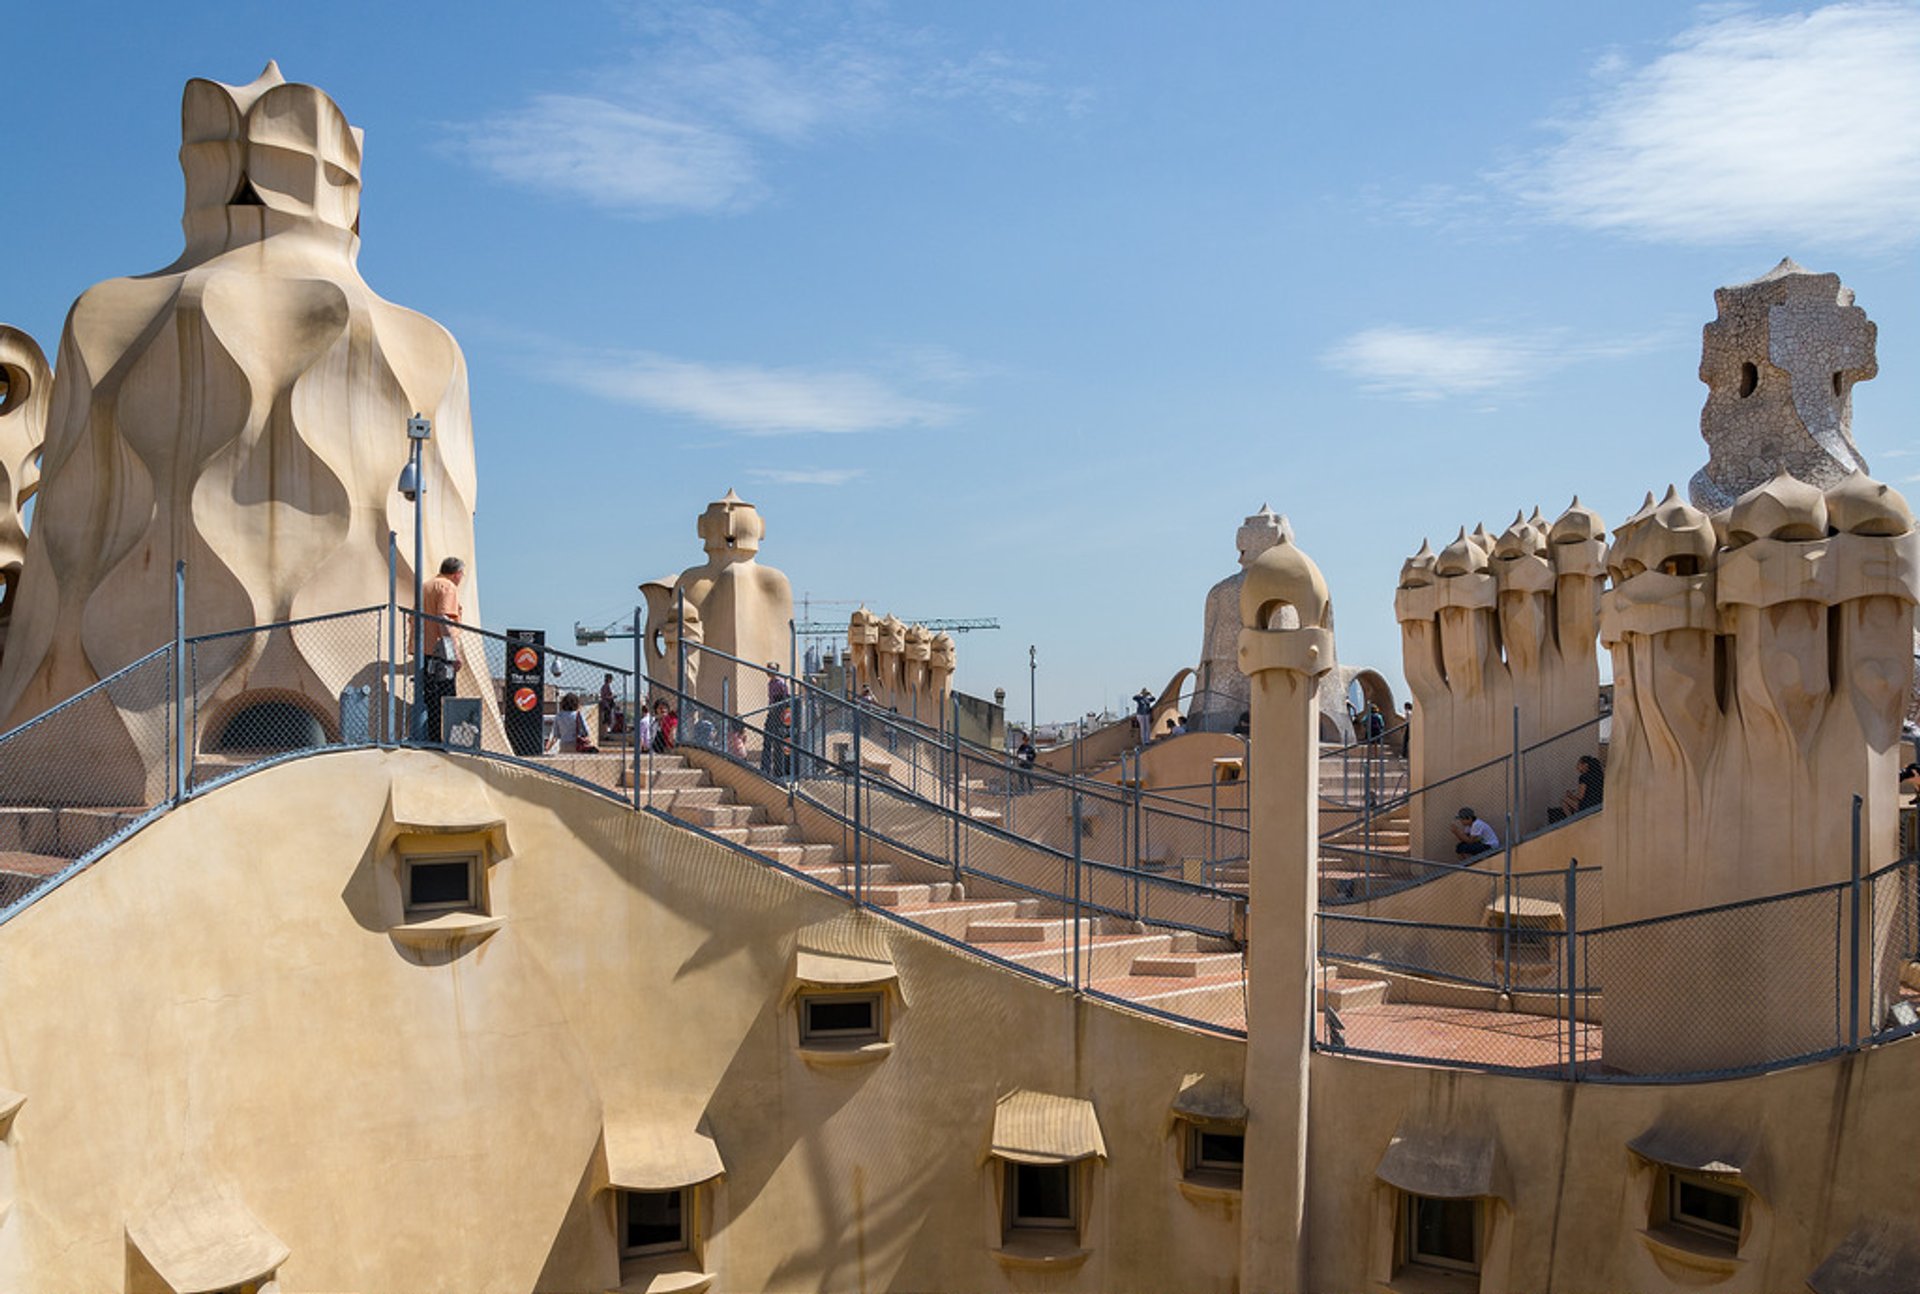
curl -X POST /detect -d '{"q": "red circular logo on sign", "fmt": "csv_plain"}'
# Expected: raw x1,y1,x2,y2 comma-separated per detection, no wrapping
513,686,540,712
512,647,539,673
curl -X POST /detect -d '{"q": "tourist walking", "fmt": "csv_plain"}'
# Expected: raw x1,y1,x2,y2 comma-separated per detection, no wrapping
763,665,792,778
420,556,465,742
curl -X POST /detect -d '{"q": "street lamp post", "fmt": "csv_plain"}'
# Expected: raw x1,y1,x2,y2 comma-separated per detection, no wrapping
1028,644,1037,743
398,414,432,737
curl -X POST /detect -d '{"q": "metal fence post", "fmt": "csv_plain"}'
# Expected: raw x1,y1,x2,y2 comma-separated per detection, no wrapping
172,561,187,802
1512,703,1525,839
1072,782,1084,992
1129,755,1142,920
1850,793,1863,1050
951,694,963,884
385,532,398,746
851,715,865,907
1503,707,1518,997
631,605,643,810
1565,856,1579,1082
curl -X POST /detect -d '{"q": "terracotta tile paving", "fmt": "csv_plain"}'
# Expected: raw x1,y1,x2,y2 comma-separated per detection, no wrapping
1328,1001,1600,1073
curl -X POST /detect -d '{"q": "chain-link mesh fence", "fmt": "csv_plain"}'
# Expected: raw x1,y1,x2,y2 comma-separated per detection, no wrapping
627,639,1249,1036
186,607,388,792
1319,725,1411,810
1517,719,1607,837
1316,916,1577,1076
0,646,176,914
1318,715,1606,910
1313,859,1885,1081
1579,882,1845,1080
1867,855,1920,1044
399,612,639,802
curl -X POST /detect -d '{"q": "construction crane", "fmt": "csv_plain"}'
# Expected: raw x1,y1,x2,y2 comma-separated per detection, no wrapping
790,595,998,638
575,596,997,647
793,616,999,635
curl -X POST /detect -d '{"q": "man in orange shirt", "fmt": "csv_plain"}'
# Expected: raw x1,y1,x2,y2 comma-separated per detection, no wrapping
420,556,465,741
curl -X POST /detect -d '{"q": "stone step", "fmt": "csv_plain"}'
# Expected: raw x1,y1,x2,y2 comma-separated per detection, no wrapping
1000,933,1175,980
1092,972,1246,1019
865,881,967,907
0,807,145,857
649,786,727,811
642,768,709,791
678,803,759,829
0,850,72,907
966,917,1095,945
1318,976,1389,1010
758,842,838,868
630,753,690,769
711,823,800,847
1128,951,1243,978
887,899,1023,939
796,861,896,888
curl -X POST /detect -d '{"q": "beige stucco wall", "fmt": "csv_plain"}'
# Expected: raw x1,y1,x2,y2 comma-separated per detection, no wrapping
1304,1043,1920,1292
0,749,1242,1293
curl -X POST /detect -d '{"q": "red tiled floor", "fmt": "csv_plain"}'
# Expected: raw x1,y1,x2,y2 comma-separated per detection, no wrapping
1328,1001,1599,1073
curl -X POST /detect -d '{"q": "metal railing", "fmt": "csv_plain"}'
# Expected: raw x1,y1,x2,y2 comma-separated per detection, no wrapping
8,581,1918,1078
0,588,1249,1037
1316,797,1920,1082
1318,712,1608,883
642,638,1249,1035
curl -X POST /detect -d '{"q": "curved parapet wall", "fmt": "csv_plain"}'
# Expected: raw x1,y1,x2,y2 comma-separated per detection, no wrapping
0,64,480,799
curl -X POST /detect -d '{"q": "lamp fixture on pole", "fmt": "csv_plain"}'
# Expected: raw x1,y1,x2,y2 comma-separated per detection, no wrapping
401,414,432,737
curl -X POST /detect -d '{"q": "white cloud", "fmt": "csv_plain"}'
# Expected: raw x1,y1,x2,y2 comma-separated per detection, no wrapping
748,467,867,486
1320,325,1662,402
554,350,958,434
459,96,761,216
1504,3,1920,247
915,51,1096,122
455,4,1088,216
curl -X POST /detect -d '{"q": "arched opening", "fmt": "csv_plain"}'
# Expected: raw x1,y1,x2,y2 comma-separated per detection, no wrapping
0,363,26,416
214,699,327,751
1318,713,1342,742
1347,669,1396,720
1737,361,1758,398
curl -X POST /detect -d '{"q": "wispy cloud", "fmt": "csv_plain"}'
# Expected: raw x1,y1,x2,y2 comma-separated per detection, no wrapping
554,349,958,434
455,3,1090,216
460,96,761,216
748,467,866,486
1500,3,1920,248
1321,325,1665,402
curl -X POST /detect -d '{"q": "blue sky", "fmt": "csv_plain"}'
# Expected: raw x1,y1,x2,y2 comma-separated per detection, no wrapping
5,1,1919,722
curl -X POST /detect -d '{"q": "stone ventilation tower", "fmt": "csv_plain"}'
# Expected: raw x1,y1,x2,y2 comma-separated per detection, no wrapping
1689,258,1876,511
641,489,794,715
0,327,50,668
0,63,481,780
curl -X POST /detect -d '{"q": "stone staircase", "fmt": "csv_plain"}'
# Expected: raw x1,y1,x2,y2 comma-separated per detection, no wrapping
0,806,149,908
622,751,1252,1030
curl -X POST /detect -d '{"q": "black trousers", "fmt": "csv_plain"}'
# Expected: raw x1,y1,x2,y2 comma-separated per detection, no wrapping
424,673,457,742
